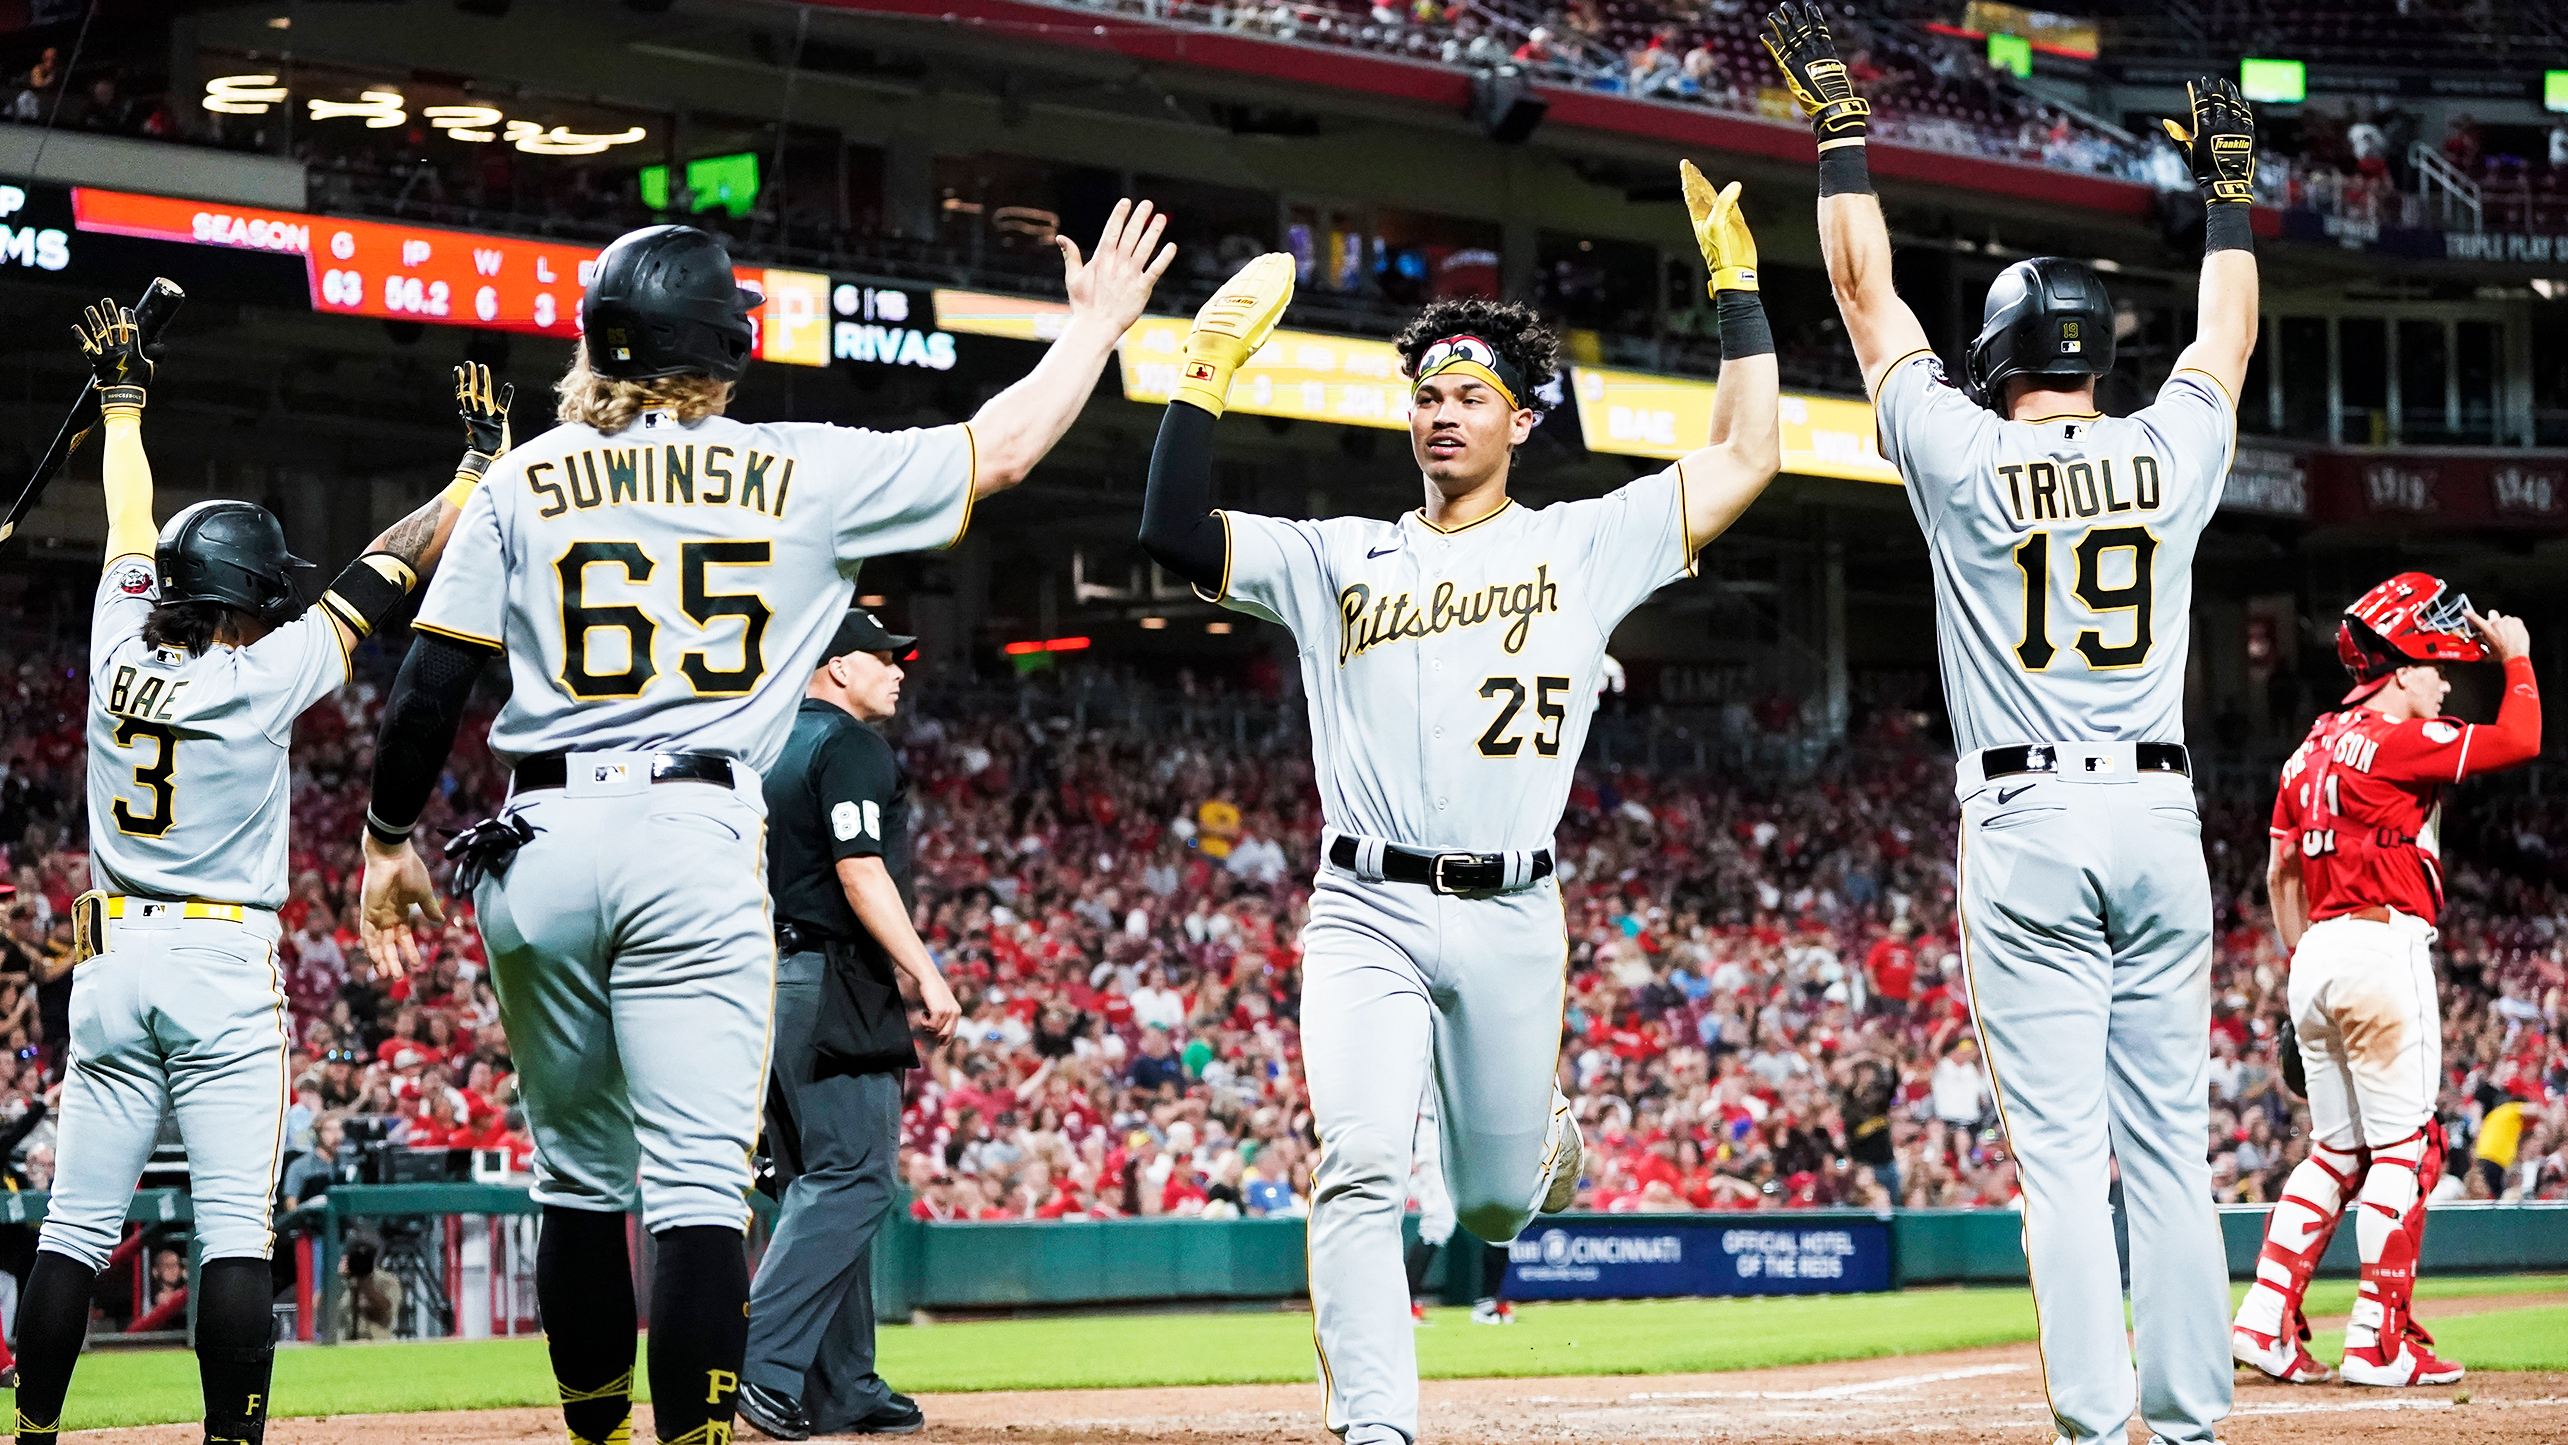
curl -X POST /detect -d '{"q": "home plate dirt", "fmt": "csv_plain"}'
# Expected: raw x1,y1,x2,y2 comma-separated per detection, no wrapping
68,1299,2568,1445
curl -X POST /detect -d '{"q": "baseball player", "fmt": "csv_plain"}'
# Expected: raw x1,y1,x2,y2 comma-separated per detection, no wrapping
1766,6,2259,1440
355,211,1169,1445
13,301,506,1445
1138,160,1779,1444
2231,577,2539,1387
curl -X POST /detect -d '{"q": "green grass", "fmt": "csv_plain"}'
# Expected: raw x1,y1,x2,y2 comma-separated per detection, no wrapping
31,1274,2568,1431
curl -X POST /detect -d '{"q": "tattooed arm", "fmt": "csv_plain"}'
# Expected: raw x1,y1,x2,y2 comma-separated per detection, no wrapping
315,363,512,653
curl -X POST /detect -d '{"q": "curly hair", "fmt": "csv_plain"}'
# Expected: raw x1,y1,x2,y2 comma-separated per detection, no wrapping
1394,299,1562,412
554,345,735,436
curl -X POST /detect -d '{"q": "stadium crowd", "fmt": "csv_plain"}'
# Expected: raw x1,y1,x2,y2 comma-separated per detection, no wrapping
0,630,2560,1248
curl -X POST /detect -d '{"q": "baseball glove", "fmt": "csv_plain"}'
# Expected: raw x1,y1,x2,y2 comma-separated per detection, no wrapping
2162,76,2257,205
1761,2,1870,148
1173,252,1294,418
1681,161,1758,297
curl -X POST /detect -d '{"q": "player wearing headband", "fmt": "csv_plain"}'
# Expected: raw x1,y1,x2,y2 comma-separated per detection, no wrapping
1139,161,1780,1443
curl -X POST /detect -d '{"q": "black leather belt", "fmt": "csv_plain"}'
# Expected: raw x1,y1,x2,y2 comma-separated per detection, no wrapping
775,921,848,956
1327,836,1553,894
1978,743,2190,780
512,750,735,793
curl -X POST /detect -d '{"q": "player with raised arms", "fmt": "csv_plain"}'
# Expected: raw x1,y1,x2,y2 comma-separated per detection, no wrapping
355,210,1170,1445
2232,577,2538,1386
14,303,504,1445
1139,160,1779,1445
1766,2,2260,1439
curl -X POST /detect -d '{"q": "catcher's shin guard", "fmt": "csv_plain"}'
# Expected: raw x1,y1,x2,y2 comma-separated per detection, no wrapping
2345,1127,2438,1356
2233,1139,2366,1339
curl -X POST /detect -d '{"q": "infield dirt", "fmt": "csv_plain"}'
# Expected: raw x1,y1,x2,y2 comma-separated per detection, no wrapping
67,1298,2568,1444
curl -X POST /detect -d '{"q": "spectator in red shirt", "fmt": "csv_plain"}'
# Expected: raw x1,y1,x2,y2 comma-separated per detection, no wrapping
1866,920,1918,1017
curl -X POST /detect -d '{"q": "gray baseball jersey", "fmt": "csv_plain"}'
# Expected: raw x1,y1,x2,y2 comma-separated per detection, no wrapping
86,556,348,908
1881,349,2238,1444
414,409,974,774
1213,468,1690,1445
1207,465,1693,852
1875,352,2233,755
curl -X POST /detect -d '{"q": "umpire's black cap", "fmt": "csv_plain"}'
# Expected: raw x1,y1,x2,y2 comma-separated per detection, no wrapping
1963,257,2117,414
823,608,917,660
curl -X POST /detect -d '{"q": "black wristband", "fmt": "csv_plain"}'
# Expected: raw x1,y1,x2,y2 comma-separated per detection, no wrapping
2204,203,2254,254
1818,145,1873,198
364,809,415,847
1715,291,1775,362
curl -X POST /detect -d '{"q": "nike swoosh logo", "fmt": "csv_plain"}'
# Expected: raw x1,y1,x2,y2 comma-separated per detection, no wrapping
1367,546,1399,559
1996,784,2035,805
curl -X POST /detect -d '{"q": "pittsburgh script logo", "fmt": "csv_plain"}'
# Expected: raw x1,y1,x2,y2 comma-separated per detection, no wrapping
1337,566,1561,664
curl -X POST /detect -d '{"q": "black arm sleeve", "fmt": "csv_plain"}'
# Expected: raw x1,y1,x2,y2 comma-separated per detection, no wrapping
816,727,900,863
1138,400,1226,590
366,631,498,843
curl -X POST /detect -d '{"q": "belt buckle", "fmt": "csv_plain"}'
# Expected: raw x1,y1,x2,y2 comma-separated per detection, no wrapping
1430,853,1477,895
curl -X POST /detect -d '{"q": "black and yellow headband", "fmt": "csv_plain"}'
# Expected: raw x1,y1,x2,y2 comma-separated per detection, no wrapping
1412,333,1529,411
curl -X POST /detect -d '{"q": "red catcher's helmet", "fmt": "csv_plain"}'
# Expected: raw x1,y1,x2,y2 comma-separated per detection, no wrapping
2336,571,2486,705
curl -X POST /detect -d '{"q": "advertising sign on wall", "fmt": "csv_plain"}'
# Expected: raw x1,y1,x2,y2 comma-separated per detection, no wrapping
1503,1217,1894,1301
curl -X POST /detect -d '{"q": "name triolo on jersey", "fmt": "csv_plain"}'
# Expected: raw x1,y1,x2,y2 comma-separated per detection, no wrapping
525,440,799,518
1995,453,2167,525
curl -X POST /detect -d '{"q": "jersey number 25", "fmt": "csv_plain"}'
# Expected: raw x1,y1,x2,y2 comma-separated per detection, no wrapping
2012,525,2157,671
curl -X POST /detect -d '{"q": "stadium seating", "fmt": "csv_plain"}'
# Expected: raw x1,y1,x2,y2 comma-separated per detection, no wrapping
2,637,2555,1240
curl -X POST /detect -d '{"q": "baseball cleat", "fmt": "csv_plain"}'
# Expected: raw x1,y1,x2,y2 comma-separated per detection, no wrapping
1411,1301,1431,1327
2339,1338,2465,1387
2232,1325,2332,1384
1541,1095,1583,1213
1470,1299,1516,1325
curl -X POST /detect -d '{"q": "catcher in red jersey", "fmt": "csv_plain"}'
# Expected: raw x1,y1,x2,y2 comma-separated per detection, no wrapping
2231,572,2540,1388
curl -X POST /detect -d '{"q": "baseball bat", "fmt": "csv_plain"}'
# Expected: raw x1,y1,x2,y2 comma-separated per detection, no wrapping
0,277,188,549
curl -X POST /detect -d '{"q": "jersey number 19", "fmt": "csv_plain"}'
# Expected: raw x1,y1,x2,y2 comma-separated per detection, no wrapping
2011,525,2158,671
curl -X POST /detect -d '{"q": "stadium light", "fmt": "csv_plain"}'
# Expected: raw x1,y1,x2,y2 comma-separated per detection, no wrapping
506,121,648,155
203,75,288,114
308,91,407,128
1002,637,1092,655
1206,622,1233,635
424,105,503,142
858,594,888,607
1140,616,1168,630
2239,58,2305,104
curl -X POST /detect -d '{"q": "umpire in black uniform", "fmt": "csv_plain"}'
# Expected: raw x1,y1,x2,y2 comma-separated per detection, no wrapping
739,609,961,1441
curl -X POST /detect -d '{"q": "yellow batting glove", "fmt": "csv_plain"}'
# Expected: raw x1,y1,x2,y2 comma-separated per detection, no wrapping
1171,252,1294,418
1681,162,1757,297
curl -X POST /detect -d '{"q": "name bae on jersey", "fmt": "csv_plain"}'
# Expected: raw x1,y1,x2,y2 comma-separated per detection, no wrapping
1337,564,1562,664
527,442,797,520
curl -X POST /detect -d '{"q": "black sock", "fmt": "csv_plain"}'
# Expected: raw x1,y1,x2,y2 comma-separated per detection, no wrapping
1404,1236,1433,1294
645,1226,748,1445
195,1257,277,1445
12,1250,98,1444
537,1207,637,1445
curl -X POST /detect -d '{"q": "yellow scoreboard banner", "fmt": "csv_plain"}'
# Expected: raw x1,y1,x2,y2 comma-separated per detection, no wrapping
1569,366,1902,485
1118,315,1414,431
933,288,1073,342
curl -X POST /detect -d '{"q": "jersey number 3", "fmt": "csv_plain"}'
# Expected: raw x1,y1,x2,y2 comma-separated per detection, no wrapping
558,540,774,700
2012,526,2157,671
111,718,178,837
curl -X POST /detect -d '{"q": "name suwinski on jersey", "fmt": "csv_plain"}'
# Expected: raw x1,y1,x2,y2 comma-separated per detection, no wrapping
1996,454,2164,527
1337,565,1561,664
527,443,796,520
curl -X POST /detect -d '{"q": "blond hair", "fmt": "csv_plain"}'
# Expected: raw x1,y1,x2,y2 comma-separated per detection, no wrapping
553,346,735,435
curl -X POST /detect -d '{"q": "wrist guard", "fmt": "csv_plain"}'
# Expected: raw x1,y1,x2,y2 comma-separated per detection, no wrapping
99,384,146,415
444,449,496,508
319,552,420,641
1716,291,1775,362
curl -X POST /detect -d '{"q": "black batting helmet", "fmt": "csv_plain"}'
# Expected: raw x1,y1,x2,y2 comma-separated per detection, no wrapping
1963,257,2116,413
155,500,311,625
579,225,761,382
